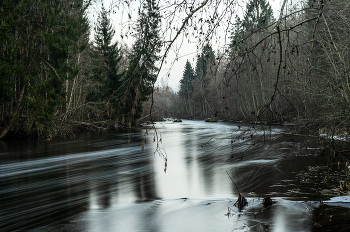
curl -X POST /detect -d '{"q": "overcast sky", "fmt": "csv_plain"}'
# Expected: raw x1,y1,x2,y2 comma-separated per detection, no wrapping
88,0,285,92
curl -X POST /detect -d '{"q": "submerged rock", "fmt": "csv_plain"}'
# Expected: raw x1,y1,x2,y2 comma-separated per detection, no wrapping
173,119,182,122
235,192,248,210
218,119,227,122
262,197,273,207
205,118,217,122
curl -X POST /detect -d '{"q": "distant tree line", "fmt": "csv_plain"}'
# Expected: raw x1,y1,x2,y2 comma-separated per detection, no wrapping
148,0,350,136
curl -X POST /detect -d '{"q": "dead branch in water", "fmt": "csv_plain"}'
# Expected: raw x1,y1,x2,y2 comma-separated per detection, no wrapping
226,171,248,210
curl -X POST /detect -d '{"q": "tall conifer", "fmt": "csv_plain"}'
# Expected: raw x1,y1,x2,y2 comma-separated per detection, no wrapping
92,6,123,118
179,60,195,99
118,0,162,126
243,0,274,31
195,44,215,82
229,0,274,54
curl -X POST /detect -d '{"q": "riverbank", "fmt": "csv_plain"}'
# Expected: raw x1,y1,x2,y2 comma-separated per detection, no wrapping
1,117,349,143
0,119,120,141
1,116,171,141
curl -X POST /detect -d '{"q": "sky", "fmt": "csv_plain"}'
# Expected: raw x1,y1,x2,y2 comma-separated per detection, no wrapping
88,0,286,92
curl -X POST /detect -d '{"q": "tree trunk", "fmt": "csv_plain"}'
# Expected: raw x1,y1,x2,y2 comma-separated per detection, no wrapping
0,77,27,139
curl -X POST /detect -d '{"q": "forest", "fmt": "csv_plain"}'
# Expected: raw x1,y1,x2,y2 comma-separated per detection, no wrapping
1,0,350,140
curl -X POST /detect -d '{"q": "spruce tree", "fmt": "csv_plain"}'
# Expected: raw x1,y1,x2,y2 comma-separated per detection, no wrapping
118,0,162,126
179,60,195,99
243,0,274,31
229,0,274,54
92,6,123,118
195,43,215,81
192,44,216,118
229,16,245,55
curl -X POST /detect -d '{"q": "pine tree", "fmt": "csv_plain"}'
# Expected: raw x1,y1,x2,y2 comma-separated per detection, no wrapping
179,60,195,99
118,0,162,126
91,6,123,118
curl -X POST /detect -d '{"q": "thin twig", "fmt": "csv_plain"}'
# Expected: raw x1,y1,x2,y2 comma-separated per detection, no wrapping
226,171,240,194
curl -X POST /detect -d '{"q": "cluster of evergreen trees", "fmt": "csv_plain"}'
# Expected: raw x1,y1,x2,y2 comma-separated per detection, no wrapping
172,0,350,134
178,44,216,118
0,0,162,139
177,0,275,120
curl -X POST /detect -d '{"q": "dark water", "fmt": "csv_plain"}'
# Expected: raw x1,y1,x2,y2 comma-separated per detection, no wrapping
0,120,342,231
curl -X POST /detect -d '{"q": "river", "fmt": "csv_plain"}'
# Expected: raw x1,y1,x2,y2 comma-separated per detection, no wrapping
0,120,345,231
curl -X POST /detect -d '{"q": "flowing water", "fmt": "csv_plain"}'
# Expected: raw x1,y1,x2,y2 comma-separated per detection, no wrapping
0,120,344,231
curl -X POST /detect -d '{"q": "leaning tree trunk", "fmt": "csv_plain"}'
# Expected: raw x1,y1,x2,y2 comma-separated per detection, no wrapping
0,77,27,139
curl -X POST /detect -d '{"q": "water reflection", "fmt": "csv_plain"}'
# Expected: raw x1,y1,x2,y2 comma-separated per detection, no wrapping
0,121,342,231
0,130,160,231
0,149,90,231
132,152,158,202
